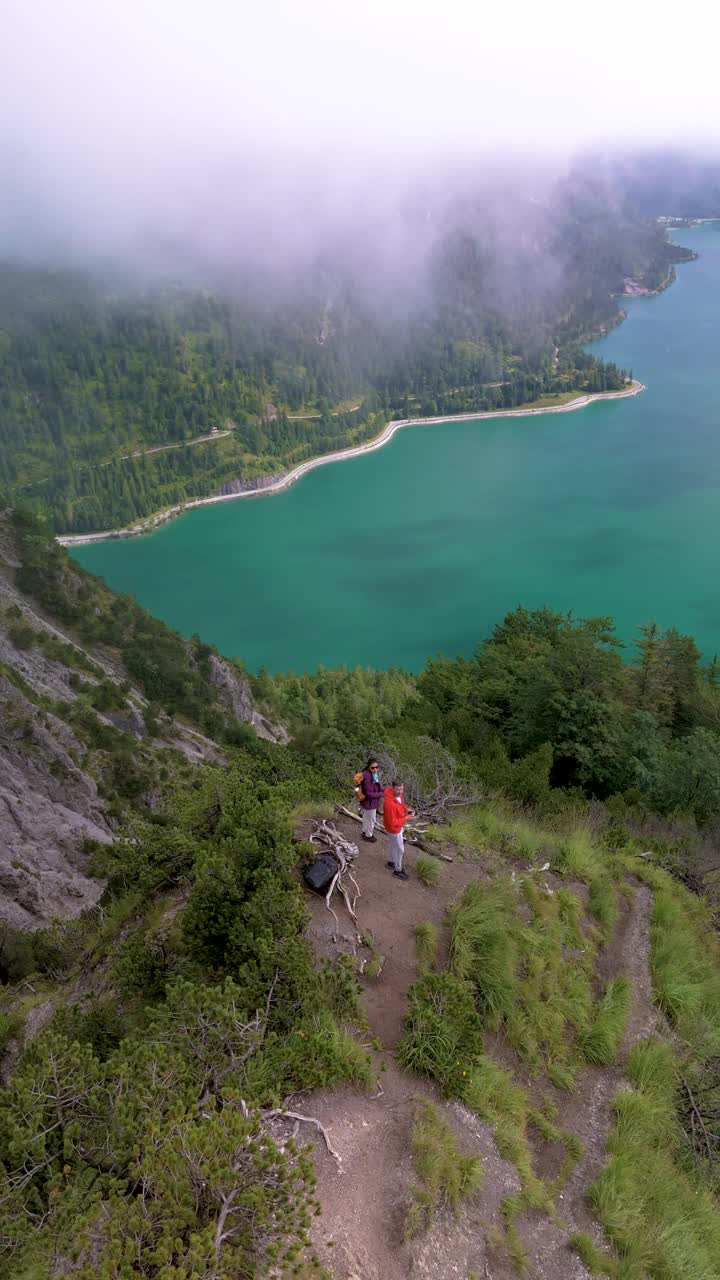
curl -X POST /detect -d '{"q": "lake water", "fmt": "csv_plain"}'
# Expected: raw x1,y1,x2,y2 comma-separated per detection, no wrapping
73,227,720,672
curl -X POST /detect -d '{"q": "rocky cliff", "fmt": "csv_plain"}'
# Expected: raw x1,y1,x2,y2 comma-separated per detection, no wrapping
0,511,287,928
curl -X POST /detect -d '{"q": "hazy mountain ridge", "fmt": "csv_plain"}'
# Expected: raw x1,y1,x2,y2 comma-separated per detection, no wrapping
0,174,692,533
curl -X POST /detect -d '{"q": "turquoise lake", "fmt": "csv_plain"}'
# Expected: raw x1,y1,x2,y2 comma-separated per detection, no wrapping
73,227,720,673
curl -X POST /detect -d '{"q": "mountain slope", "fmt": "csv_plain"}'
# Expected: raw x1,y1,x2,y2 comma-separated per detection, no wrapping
0,180,693,532
0,509,285,927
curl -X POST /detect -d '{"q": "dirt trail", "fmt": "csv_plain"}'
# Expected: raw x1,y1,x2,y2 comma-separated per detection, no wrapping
301,818,657,1279
303,819,523,1278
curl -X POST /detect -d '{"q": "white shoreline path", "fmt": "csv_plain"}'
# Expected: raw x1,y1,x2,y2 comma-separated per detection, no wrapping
58,380,645,547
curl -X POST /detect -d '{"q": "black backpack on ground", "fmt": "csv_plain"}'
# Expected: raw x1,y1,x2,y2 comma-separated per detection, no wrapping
302,853,339,896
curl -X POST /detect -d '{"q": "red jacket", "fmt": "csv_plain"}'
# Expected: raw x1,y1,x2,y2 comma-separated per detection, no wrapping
384,786,409,834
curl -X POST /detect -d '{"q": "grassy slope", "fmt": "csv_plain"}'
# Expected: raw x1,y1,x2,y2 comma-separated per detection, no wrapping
398,804,720,1275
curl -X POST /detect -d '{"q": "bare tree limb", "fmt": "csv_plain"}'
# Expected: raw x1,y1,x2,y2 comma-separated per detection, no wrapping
263,1109,342,1163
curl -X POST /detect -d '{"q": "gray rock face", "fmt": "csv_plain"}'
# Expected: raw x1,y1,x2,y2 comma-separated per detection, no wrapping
0,515,289,930
0,625,81,705
215,472,285,497
0,678,111,929
207,655,289,743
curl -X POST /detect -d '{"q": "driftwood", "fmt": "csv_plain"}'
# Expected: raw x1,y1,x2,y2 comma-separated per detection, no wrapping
309,819,361,938
336,804,454,862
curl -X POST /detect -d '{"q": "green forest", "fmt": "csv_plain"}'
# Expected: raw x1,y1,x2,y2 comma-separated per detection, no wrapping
257,608,720,831
0,189,692,533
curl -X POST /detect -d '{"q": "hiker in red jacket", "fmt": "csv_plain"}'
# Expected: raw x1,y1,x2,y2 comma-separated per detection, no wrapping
383,780,415,881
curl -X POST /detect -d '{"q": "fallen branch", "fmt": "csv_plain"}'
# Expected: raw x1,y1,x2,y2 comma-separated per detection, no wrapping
265,1109,342,1163
309,819,360,937
336,805,453,861
682,1077,716,1166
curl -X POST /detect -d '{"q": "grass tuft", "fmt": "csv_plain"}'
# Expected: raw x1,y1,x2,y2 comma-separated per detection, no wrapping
579,977,631,1065
448,882,516,1023
569,1232,618,1277
397,972,483,1089
650,888,720,1033
415,855,443,888
290,800,335,821
404,1098,483,1239
415,921,439,972
587,876,618,938
552,828,599,881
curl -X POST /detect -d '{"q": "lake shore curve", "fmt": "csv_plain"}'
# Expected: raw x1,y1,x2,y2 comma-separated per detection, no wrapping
58,380,645,547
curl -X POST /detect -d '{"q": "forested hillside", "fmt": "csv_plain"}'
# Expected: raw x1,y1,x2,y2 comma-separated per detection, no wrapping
1,511,719,1277
0,177,692,532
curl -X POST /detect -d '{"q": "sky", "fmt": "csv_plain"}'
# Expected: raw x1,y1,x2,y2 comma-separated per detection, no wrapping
1,0,718,262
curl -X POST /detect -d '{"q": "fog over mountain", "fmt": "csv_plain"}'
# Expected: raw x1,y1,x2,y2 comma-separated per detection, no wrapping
2,0,719,276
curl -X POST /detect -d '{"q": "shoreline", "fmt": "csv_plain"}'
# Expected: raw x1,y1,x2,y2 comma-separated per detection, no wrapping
58,380,646,547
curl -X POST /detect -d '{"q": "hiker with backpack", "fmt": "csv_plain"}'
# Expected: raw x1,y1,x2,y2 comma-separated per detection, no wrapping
355,757,383,842
383,779,415,880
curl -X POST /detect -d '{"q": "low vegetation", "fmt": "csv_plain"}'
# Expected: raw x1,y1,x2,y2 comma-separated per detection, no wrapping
0,767,371,1277
404,1098,483,1239
446,871,616,1084
578,977,631,1066
415,854,443,887
591,1040,720,1279
415,921,439,972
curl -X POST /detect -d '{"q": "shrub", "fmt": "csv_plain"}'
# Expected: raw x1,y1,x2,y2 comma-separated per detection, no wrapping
8,620,36,649
0,1010,22,1054
0,924,36,984
113,932,169,999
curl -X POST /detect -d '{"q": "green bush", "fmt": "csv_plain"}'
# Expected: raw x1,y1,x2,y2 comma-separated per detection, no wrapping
0,924,36,984
7,620,36,650
398,973,483,1093
0,1010,22,1054
113,932,169,999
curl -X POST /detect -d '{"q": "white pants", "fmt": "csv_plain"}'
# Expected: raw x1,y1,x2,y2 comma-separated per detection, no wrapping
388,831,404,871
361,808,377,837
